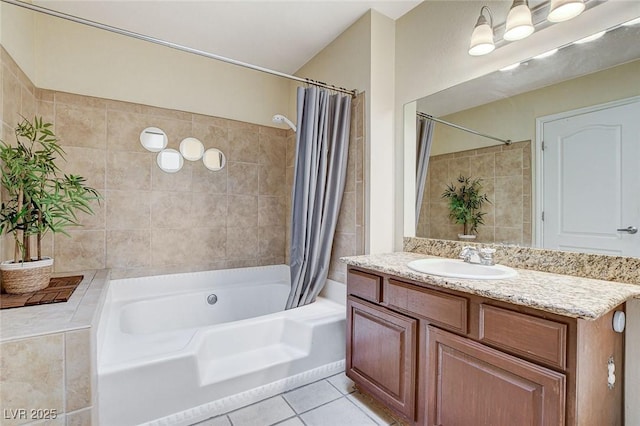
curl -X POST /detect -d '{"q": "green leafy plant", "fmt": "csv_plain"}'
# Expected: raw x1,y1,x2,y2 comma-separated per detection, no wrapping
0,116,101,263
441,175,490,235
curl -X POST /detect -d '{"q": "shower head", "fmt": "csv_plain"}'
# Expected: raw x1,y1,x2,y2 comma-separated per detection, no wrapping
272,114,297,132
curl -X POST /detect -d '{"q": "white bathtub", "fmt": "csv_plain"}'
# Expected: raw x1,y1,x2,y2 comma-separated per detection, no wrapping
97,265,346,426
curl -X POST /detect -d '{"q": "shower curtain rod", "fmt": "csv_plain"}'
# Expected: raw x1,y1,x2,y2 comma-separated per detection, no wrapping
2,0,358,98
417,112,511,145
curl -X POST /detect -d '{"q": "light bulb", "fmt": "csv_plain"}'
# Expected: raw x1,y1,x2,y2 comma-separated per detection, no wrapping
547,0,585,23
504,1,534,41
469,7,495,56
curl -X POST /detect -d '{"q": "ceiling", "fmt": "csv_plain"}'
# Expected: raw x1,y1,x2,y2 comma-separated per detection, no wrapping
34,0,423,74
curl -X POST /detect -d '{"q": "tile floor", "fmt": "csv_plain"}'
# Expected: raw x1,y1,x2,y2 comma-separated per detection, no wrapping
192,372,407,426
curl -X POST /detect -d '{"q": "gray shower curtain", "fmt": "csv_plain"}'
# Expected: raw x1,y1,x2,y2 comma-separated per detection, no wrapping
416,116,434,227
286,86,352,309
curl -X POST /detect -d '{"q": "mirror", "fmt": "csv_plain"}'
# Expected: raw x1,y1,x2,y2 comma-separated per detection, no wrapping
180,137,205,161
156,148,184,173
407,20,640,254
140,127,168,152
202,148,226,171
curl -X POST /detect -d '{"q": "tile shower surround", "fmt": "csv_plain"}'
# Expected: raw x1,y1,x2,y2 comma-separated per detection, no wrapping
1,46,365,281
417,140,532,246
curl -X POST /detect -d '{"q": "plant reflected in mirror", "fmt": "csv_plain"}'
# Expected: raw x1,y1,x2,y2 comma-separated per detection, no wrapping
441,175,491,238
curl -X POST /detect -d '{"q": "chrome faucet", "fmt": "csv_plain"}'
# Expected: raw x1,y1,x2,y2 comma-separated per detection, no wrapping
459,246,496,266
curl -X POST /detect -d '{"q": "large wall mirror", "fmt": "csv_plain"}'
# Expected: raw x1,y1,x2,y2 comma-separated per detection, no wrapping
405,20,640,257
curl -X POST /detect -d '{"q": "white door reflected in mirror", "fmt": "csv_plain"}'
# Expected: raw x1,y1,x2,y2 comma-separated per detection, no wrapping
157,149,184,173
203,148,226,171
140,127,168,152
180,137,205,161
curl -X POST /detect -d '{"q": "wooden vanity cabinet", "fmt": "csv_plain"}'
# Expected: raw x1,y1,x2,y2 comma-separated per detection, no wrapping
426,325,565,425
346,296,417,419
346,266,624,426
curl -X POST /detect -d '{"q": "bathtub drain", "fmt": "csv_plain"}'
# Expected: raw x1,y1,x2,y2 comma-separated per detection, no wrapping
207,294,218,305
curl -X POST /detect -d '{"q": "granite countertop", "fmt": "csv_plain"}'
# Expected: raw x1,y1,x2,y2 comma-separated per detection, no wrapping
341,252,640,320
0,269,110,342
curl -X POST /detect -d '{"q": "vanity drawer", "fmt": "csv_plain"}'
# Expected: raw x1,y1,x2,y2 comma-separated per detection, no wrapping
479,304,567,370
383,279,468,334
347,269,382,303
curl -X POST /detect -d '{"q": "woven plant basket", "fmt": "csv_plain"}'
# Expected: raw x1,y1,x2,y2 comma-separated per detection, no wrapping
0,257,53,294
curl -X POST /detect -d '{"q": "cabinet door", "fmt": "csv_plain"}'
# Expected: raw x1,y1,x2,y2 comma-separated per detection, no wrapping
347,296,417,420
426,326,566,426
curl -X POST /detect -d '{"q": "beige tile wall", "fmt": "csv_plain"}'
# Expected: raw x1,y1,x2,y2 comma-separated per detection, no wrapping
51,93,290,279
0,330,92,425
1,48,38,264
417,141,532,245
2,47,365,283
1,49,37,138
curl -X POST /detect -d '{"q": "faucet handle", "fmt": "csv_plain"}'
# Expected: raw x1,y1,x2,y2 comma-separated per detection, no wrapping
459,246,473,258
479,247,496,266
459,246,478,262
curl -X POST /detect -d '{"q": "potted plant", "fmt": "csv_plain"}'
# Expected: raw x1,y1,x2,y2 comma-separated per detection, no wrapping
441,175,490,240
0,116,100,294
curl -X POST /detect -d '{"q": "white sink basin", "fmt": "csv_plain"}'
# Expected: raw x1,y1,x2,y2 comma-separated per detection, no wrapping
407,258,517,280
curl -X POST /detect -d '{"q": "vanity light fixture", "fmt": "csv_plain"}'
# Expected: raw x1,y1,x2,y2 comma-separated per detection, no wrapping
573,30,606,44
504,0,535,41
469,6,495,56
500,62,521,71
469,0,591,56
533,48,559,59
547,0,585,23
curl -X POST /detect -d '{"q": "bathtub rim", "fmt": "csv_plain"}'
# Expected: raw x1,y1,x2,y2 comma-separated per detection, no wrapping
107,264,291,304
